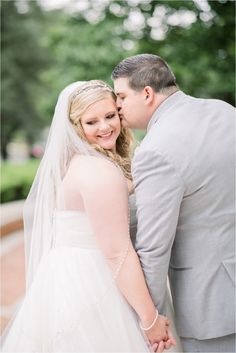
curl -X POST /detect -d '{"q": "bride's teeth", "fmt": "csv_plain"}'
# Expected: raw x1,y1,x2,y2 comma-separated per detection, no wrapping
100,132,112,137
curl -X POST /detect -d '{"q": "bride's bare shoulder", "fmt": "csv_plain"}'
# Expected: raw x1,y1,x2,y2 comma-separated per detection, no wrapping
70,154,115,169
68,154,122,184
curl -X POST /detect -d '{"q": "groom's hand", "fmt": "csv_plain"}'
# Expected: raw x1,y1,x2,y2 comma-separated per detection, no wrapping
164,326,176,349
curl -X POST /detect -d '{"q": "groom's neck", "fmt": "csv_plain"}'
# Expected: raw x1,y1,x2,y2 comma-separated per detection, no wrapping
154,87,179,109
147,88,179,123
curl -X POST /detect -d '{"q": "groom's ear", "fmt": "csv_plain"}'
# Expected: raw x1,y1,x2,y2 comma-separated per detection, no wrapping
143,86,155,105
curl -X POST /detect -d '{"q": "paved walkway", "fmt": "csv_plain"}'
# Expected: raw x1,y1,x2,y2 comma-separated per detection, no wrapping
1,200,24,236
0,201,25,334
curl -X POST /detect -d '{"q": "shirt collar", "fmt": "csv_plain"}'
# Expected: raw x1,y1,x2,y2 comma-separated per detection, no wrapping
147,90,187,132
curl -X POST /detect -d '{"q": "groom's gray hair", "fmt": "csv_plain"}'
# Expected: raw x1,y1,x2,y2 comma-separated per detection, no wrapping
112,54,178,94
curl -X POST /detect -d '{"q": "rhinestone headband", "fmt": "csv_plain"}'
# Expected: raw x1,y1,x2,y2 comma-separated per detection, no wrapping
71,81,113,101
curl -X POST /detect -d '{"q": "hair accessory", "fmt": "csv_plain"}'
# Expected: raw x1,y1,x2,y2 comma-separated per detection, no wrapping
71,81,113,101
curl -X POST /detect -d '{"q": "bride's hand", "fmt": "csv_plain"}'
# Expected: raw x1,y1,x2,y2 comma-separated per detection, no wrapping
151,325,176,352
141,314,169,347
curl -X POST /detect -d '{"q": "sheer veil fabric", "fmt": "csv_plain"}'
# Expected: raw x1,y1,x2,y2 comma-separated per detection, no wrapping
23,81,105,289
1,82,89,346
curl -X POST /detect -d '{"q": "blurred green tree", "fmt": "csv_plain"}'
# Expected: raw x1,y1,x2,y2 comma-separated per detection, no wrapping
102,0,235,104
1,0,50,158
37,8,133,119
137,0,235,104
1,0,234,158
39,0,234,125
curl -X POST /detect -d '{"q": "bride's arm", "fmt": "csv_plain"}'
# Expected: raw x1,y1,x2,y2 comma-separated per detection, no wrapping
72,156,170,344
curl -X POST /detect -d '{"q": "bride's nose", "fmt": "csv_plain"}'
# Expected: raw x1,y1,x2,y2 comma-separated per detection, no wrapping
98,120,110,131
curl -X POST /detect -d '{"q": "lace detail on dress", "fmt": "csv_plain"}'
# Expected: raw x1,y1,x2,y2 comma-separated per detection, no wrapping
113,239,131,280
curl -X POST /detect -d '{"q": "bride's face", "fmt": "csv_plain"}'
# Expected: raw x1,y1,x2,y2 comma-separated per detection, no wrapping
80,98,121,152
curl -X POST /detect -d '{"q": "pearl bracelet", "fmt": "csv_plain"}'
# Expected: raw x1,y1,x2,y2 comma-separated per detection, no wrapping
139,310,159,331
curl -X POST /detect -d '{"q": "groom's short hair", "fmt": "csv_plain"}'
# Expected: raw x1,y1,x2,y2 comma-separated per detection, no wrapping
112,54,177,93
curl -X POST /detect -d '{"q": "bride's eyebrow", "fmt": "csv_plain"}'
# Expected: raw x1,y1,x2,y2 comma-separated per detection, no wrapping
81,117,98,123
82,111,116,121
105,111,117,117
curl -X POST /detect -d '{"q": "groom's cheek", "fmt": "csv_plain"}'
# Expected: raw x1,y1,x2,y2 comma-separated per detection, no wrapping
121,119,128,128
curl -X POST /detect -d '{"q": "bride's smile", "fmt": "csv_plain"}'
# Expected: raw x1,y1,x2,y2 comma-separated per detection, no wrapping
80,98,121,152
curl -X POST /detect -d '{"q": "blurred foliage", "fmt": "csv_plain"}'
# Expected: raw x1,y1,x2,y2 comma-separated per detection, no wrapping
151,0,235,103
37,9,127,118
1,159,40,203
1,0,235,159
1,0,51,158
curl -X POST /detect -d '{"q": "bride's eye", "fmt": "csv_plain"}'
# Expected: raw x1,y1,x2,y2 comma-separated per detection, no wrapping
86,121,96,125
106,114,115,120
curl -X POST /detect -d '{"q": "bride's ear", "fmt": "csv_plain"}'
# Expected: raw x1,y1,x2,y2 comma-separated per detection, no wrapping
143,86,155,105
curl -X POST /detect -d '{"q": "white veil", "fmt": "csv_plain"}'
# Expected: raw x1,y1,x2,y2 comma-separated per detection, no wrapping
23,81,102,289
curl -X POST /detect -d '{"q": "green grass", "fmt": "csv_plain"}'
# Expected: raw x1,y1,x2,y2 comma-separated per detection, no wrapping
1,159,40,203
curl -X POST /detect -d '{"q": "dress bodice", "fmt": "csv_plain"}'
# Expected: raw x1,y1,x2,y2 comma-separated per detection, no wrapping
53,211,97,249
53,194,137,248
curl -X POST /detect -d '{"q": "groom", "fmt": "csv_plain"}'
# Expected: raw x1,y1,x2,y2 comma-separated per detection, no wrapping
112,54,235,352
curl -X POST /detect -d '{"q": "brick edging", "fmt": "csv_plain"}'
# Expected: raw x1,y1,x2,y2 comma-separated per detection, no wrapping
0,219,24,237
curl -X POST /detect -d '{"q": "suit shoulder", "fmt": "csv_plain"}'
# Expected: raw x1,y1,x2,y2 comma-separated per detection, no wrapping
189,95,234,112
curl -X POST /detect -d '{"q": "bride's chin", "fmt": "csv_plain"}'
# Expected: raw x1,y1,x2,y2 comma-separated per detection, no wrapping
100,142,116,151
98,139,116,151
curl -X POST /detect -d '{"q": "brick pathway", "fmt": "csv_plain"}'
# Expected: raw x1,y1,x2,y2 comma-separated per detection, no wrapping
0,230,25,334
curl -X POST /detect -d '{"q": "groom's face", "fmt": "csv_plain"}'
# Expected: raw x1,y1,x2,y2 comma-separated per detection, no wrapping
114,78,148,129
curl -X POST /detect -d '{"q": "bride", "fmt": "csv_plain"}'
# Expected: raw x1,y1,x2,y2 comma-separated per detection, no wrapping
1,80,176,352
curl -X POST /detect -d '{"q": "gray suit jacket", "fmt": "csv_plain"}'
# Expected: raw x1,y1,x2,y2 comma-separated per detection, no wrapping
132,91,235,339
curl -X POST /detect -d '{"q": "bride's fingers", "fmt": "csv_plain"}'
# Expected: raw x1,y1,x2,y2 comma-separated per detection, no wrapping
152,343,158,352
164,339,172,350
156,340,165,352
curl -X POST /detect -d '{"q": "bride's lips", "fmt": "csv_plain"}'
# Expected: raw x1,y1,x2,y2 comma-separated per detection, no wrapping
97,131,113,140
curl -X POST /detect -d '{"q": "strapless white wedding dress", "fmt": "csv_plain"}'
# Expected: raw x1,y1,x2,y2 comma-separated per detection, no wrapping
2,197,151,352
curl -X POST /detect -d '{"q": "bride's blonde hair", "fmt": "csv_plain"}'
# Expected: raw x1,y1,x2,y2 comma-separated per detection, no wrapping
69,80,133,180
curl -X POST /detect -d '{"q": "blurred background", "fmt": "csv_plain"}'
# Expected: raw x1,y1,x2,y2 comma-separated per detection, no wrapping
1,0,235,203
0,0,235,333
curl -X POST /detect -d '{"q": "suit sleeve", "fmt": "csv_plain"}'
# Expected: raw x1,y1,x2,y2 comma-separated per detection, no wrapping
132,149,185,313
